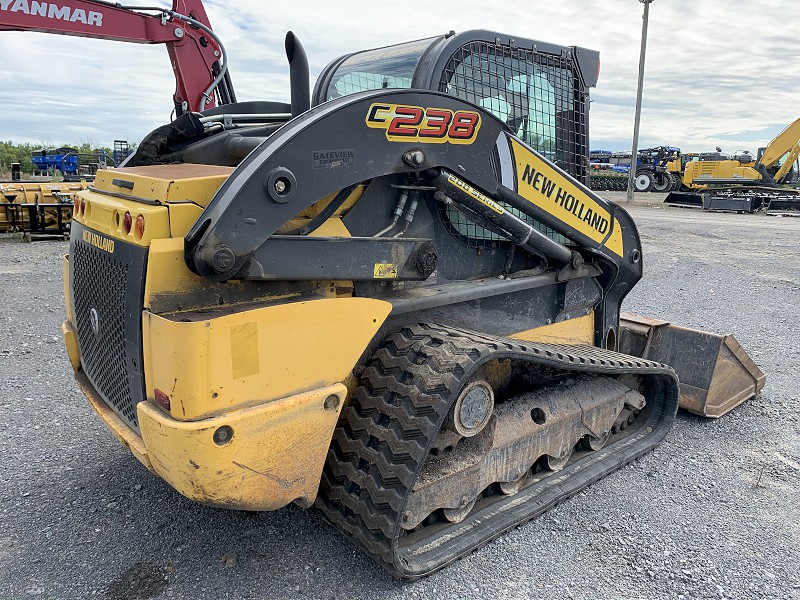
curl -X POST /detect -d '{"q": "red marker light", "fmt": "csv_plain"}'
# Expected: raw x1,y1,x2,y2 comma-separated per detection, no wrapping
153,389,171,411
123,211,132,234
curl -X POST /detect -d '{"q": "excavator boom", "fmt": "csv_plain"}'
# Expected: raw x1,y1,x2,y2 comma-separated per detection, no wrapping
758,116,800,170
0,0,234,114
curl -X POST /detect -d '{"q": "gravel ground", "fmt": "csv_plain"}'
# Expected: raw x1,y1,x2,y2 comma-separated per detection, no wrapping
0,203,798,600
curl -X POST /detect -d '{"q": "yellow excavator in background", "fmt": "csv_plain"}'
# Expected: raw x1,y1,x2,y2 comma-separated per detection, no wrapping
665,117,800,213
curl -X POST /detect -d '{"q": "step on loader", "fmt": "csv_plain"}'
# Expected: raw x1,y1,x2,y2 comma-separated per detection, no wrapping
61,30,764,579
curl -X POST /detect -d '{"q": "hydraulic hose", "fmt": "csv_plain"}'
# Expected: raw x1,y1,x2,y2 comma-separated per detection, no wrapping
117,4,230,112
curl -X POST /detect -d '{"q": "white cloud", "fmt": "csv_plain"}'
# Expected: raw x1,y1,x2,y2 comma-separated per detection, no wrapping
0,0,797,154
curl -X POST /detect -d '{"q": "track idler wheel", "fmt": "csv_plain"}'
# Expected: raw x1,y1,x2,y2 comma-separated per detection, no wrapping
446,380,494,437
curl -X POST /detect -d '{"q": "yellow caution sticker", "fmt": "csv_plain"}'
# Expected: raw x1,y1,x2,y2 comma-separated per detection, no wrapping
446,173,505,214
373,263,399,279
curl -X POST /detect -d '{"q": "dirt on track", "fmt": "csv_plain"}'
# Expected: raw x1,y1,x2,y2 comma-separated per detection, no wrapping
0,203,798,600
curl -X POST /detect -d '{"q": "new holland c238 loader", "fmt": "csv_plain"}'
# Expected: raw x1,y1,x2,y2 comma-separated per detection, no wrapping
61,30,765,578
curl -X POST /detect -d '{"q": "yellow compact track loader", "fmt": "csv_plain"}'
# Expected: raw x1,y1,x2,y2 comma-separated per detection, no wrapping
61,31,764,578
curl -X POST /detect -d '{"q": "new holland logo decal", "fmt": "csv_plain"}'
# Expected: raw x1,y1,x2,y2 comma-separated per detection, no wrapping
82,230,115,254
366,103,481,144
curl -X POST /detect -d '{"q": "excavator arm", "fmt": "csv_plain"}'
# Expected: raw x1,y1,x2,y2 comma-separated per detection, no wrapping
757,116,800,183
0,0,234,114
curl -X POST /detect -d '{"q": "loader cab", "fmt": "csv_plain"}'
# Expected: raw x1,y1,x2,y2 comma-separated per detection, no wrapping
313,30,599,185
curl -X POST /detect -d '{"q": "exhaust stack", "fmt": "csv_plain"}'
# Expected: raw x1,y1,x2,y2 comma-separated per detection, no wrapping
285,31,310,118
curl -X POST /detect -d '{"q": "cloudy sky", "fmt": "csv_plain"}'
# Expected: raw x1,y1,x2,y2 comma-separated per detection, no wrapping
1,0,797,154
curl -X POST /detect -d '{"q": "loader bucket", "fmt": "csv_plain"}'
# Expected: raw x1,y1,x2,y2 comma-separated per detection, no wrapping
663,191,703,208
618,313,765,418
765,196,800,216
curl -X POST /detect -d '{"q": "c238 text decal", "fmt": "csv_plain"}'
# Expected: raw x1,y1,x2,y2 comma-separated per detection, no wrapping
366,103,481,144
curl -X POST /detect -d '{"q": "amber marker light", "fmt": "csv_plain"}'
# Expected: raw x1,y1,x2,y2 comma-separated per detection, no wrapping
135,214,145,239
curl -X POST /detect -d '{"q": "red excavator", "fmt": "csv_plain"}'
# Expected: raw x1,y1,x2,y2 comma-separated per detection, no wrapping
0,0,236,115
0,0,240,237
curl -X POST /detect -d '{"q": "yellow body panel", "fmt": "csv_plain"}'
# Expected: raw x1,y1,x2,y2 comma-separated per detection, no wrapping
62,255,75,325
308,217,350,237
509,139,622,257
80,354,367,512
75,197,170,247
143,237,222,308
166,202,205,238
74,369,154,473
682,160,760,189
142,297,392,420
62,320,80,372
509,313,595,345
73,165,234,244
92,165,233,207
138,383,347,510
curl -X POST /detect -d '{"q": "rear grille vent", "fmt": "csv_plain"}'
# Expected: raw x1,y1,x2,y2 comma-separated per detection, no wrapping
72,230,147,430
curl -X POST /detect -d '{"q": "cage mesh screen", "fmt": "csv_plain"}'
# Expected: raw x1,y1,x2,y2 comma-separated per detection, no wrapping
439,40,587,246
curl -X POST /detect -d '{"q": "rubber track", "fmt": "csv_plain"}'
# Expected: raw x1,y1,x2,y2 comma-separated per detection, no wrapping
315,323,679,579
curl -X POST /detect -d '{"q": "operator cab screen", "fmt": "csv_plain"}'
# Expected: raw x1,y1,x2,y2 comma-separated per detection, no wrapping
323,38,436,99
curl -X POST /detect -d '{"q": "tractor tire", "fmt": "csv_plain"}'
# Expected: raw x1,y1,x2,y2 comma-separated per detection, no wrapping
652,172,675,193
634,171,655,193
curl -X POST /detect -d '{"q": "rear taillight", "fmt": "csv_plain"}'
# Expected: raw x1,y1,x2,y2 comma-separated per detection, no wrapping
135,215,145,239
123,211,132,234
153,389,170,411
